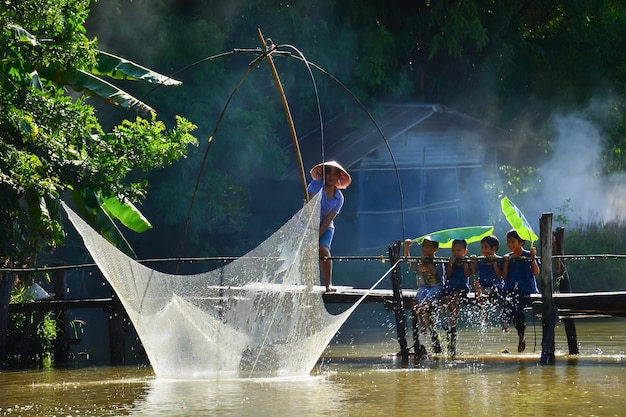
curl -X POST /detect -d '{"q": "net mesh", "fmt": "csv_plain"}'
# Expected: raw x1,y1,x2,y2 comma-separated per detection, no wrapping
62,194,357,379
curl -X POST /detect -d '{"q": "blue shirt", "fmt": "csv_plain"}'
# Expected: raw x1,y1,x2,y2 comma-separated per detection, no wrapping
502,249,539,294
444,262,469,291
307,179,344,230
476,258,504,289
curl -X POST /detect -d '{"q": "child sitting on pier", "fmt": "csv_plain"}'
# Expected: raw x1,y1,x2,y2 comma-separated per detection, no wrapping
500,229,540,352
470,235,504,327
441,239,471,357
407,238,444,355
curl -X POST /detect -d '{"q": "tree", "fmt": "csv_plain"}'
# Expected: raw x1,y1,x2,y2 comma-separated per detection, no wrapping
83,0,626,255
0,0,198,365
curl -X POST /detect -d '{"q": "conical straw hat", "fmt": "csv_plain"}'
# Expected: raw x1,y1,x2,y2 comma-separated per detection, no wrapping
309,160,351,189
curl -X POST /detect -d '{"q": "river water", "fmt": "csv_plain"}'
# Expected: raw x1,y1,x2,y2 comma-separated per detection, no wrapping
1,316,624,417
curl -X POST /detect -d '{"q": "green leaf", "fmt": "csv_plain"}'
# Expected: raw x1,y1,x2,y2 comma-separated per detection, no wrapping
93,50,182,86
7,24,38,46
29,71,43,91
54,69,154,114
500,196,538,245
101,196,152,233
411,226,494,248
72,190,138,259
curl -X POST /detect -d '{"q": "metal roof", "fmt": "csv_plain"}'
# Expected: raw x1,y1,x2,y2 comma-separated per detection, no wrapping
285,104,525,179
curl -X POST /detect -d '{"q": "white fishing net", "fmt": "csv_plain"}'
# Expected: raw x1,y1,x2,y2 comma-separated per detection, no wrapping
62,194,358,379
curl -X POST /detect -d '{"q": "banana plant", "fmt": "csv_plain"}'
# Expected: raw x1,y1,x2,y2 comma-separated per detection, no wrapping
71,190,147,259
6,23,186,258
47,50,182,115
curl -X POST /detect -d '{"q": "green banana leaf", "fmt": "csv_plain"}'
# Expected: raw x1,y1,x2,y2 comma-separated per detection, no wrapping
101,196,152,233
72,190,137,259
9,26,175,112
411,226,494,248
55,69,154,113
7,23,38,46
501,196,538,245
93,50,182,86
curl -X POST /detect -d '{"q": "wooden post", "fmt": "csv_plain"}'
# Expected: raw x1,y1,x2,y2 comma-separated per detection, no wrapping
405,240,426,358
389,241,409,361
540,213,557,364
0,272,14,366
109,294,126,365
53,268,70,364
554,227,579,354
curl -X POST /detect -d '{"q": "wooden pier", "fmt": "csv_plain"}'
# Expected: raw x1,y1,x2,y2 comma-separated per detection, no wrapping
10,287,626,317
321,287,626,318
5,212,626,366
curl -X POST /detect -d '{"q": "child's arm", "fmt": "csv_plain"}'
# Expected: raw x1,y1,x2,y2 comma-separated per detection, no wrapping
530,247,540,276
492,256,503,278
319,212,337,236
502,255,510,279
463,259,471,277
470,255,477,275
445,256,455,276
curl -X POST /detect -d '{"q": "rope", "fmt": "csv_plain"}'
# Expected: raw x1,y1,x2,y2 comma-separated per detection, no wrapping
552,254,626,260
117,50,236,123
366,258,402,293
4,253,626,273
176,54,264,271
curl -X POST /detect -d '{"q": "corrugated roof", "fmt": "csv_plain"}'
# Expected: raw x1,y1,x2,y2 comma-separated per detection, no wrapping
285,104,523,179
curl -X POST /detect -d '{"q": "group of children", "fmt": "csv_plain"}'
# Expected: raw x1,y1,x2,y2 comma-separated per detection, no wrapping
407,229,540,358
305,160,540,358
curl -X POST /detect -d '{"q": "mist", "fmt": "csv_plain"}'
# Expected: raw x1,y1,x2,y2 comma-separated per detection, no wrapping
525,111,626,226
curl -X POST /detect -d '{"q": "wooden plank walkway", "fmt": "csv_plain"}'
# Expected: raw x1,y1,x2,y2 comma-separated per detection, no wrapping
321,287,626,318
9,289,626,318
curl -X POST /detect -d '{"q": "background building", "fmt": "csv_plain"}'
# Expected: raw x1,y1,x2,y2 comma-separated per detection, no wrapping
284,104,523,254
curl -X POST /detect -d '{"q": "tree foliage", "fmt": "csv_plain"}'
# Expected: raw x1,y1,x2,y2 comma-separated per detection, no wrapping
0,0,198,268
80,0,626,258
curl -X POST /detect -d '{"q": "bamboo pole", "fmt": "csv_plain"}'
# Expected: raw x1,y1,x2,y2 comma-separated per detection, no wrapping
256,28,309,203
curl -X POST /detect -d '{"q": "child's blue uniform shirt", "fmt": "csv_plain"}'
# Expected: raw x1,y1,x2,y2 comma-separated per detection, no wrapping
307,179,344,231
502,249,539,294
476,258,504,288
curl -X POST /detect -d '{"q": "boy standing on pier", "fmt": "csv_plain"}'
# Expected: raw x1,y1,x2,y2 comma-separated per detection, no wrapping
407,239,444,355
500,229,540,352
307,161,351,292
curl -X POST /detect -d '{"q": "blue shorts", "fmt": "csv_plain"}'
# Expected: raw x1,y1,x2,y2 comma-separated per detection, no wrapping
319,227,334,249
416,285,443,303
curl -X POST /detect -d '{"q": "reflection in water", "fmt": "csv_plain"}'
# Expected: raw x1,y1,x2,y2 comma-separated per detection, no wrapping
132,375,353,417
0,318,624,416
0,367,153,416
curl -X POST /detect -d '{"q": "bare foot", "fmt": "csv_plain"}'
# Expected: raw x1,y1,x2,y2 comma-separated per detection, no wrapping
325,287,337,292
